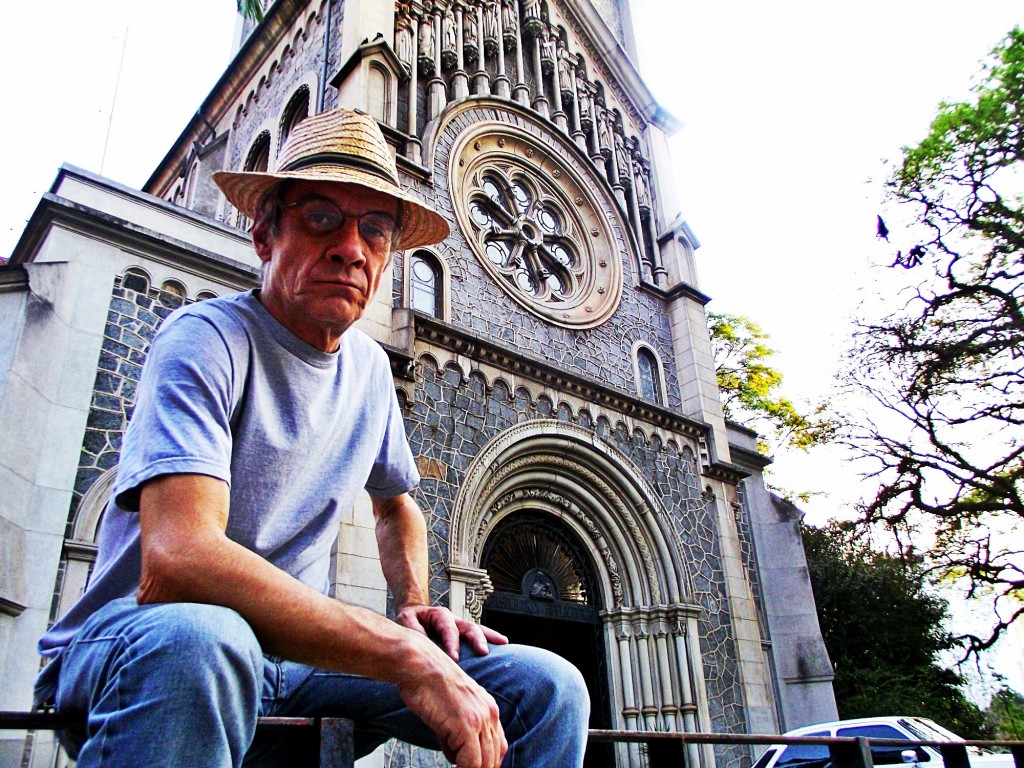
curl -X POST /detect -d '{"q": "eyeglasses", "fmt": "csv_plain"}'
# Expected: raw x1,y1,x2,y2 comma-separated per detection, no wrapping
280,197,398,251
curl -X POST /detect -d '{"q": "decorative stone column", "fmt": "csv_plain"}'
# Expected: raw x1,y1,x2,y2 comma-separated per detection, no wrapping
509,0,530,105
428,8,447,120
631,613,659,731
447,565,494,623
450,4,469,100
492,0,510,97
474,2,490,95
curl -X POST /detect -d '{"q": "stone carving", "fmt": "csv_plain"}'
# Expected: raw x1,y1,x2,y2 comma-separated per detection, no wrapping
633,149,650,209
442,8,458,70
557,43,573,103
540,32,555,75
486,486,625,606
596,103,612,155
501,0,517,50
463,3,479,64
395,8,415,74
576,73,593,128
522,0,543,36
418,16,435,76
466,579,493,622
483,0,499,55
474,452,662,605
614,127,630,183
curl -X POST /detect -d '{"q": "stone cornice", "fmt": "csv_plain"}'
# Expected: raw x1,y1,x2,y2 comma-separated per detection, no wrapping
0,595,27,617
0,265,29,294
10,178,260,290
397,310,707,438
639,280,711,307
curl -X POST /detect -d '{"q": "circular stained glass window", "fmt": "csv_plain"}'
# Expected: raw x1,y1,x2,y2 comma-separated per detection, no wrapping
449,124,624,329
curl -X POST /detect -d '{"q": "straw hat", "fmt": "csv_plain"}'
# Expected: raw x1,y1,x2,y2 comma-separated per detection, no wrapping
213,108,449,249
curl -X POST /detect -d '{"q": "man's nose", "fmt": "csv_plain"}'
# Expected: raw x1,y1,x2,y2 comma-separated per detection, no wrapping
326,217,366,265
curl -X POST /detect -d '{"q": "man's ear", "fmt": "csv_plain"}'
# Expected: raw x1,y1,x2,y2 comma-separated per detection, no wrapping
251,218,273,263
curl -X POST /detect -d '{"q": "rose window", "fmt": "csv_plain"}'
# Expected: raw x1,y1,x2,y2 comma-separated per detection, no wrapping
450,124,624,328
467,172,582,303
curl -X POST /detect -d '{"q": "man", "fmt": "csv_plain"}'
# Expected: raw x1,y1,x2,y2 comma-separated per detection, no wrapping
35,108,589,768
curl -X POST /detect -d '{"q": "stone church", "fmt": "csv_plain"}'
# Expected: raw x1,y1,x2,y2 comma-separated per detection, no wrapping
0,0,837,765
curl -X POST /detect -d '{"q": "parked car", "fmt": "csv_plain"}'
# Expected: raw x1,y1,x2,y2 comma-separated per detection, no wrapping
752,717,1014,768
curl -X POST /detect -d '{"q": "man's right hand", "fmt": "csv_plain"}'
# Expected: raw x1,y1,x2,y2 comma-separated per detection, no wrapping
396,639,507,768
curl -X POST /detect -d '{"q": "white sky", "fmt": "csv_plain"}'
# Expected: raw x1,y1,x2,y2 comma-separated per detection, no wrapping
2,0,1021,695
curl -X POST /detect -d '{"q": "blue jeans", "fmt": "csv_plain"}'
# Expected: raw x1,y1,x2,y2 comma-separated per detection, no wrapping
39,597,589,767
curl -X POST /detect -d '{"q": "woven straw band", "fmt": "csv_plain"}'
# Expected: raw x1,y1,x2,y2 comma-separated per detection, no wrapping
213,109,448,250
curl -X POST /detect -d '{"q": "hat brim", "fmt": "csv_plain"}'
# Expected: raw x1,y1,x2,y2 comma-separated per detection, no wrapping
213,164,449,250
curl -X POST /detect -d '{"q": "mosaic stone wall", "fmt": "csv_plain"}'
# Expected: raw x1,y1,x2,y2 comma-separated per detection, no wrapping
404,359,747,746
395,104,682,413
67,278,186,535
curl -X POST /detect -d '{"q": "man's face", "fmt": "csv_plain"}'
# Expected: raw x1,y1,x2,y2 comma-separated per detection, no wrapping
253,180,399,352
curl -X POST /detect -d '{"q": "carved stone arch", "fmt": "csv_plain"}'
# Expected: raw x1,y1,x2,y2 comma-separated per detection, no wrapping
450,419,690,606
448,420,710,741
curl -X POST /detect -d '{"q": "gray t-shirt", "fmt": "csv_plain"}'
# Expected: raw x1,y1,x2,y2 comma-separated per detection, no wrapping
39,290,419,658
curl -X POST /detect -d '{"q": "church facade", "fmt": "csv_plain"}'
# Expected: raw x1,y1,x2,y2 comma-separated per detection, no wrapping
0,0,837,765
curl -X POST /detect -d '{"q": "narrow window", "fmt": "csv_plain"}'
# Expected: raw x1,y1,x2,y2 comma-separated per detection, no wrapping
637,347,662,403
279,87,310,149
368,64,391,125
410,252,441,317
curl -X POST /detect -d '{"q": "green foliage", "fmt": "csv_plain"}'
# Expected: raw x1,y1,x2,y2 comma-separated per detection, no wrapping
708,312,835,454
238,0,265,22
845,27,1024,656
987,686,1024,740
802,522,991,738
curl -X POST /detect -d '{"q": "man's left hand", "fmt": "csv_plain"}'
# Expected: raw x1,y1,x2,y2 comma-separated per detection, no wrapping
396,605,508,661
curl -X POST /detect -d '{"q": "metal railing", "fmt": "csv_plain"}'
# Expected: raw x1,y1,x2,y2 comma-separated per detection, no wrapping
4,711,1024,768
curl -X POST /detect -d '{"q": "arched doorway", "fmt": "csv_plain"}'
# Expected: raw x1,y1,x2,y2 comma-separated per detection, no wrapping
448,420,714,768
480,512,614,767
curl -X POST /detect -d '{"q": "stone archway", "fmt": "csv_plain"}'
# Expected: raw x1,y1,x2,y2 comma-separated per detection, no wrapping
448,420,711,767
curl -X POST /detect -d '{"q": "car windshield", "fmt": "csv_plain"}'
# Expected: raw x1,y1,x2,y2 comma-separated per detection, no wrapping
900,718,991,756
775,741,832,768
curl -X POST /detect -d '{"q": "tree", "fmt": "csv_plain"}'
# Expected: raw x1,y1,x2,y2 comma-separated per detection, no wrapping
802,522,991,738
843,28,1024,656
238,0,265,22
708,312,835,456
987,686,1024,740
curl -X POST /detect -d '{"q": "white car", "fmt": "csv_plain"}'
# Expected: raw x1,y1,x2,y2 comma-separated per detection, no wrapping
752,717,1014,768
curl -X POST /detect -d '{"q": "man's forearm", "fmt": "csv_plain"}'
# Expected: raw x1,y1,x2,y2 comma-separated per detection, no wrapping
372,493,431,608
138,475,434,682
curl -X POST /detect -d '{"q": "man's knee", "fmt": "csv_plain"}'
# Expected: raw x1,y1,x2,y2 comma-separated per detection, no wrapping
469,643,590,719
133,602,263,691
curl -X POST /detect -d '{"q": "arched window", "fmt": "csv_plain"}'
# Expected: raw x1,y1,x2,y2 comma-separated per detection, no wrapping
122,268,151,294
367,64,391,125
237,131,272,228
244,131,271,173
636,346,663,404
279,86,310,149
410,251,442,318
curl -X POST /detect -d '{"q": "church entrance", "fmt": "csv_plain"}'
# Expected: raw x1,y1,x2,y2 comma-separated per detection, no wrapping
480,512,615,768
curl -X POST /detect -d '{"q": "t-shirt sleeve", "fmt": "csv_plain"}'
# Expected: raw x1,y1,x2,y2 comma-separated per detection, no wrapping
364,360,420,499
113,311,242,511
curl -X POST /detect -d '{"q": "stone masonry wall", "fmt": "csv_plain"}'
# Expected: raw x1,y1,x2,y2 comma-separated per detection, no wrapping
405,357,747,746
